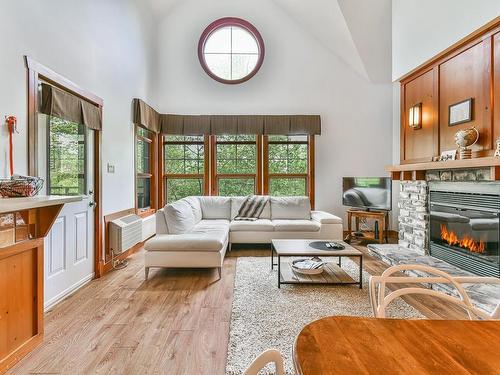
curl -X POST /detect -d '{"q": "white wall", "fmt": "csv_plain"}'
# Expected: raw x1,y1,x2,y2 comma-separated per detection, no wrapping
153,0,393,219
0,0,154,215
392,0,500,80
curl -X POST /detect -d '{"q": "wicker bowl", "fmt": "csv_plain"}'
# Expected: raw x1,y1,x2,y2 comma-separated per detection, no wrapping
0,176,44,198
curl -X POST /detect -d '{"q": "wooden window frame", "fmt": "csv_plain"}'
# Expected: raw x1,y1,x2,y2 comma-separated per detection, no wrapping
210,135,263,196
263,135,315,208
162,135,210,204
135,125,158,216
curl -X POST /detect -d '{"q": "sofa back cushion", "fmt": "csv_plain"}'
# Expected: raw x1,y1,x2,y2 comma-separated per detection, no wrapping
199,196,231,219
164,199,196,234
270,196,311,220
231,196,271,219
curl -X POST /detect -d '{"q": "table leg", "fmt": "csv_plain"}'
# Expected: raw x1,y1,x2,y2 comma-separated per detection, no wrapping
271,243,274,270
359,255,363,289
278,255,281,289
338,257,342,267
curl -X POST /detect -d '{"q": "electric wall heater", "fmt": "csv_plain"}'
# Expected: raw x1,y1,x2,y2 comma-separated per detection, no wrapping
109,214,142,255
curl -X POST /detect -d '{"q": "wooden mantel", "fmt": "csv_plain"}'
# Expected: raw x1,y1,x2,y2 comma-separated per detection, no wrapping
387,157,500,180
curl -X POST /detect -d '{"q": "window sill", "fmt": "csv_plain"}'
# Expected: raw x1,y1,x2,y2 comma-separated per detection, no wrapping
137,208,156,218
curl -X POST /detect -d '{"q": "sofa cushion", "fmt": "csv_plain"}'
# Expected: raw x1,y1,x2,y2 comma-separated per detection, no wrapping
199,196,231,219
273,219,320,232
163,199,196,234
145,233,226,252
230,219,274,232
231,196,271,219
270,196,311,220
184,196,203,223
194,219,230,232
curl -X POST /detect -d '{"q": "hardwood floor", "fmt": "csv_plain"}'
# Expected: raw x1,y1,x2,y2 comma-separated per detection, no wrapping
8,243,466,375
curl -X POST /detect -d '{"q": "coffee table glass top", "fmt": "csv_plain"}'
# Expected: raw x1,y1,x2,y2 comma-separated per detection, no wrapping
271,239,362,256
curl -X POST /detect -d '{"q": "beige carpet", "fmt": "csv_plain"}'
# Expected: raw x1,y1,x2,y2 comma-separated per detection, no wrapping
226,256,424,375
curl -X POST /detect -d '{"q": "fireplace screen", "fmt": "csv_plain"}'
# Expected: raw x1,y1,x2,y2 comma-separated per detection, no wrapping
430,203,500,276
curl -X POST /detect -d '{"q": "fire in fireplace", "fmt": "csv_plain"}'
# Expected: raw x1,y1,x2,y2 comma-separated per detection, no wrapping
429,182,500,278
440,224,485,254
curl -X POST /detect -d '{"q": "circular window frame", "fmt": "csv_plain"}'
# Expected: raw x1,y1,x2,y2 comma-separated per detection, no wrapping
198,17,265,85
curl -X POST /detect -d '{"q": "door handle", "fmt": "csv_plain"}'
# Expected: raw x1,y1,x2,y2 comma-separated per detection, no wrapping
89,201,97,208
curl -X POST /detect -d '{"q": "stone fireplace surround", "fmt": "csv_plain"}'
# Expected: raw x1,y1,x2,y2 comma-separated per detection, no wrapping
368,167,500,315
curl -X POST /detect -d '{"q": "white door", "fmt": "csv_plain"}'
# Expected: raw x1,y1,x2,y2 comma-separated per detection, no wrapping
38,115,95,309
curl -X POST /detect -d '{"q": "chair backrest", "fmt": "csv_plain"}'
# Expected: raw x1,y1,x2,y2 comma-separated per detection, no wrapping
369,264,500,320
243,349,285,375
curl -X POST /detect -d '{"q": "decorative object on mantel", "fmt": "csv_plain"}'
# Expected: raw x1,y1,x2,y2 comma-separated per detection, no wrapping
455,127,479,159
408,103,422,130
439,150,457,161
0,174,44,198
494,137,500,158
449,98,473,126
432,156,440,162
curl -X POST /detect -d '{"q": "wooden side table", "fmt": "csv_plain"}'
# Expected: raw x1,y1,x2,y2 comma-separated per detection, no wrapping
344,209,388,244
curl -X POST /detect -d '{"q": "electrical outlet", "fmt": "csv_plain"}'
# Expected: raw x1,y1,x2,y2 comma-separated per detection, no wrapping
107,163,115,173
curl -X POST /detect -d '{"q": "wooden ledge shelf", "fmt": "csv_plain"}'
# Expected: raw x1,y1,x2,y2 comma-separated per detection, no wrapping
386,157,500,180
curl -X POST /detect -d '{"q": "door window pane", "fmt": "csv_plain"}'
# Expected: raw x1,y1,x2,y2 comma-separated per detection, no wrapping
48,116,86,195
166,178,204,203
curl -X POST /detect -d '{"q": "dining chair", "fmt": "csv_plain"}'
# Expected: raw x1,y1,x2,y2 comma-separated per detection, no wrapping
369,264,500,320
243,349,285,375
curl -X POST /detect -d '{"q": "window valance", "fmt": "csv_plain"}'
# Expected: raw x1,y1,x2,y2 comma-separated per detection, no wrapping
40,83,102,130
132,100,321,136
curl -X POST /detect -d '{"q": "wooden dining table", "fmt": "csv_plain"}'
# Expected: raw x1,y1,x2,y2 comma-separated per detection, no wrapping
293,316,500,375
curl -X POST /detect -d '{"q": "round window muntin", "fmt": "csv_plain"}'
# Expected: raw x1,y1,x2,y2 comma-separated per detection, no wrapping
198,17,265,84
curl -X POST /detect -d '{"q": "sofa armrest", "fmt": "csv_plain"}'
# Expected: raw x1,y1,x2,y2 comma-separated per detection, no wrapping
156,209,169,234
311,210,342,224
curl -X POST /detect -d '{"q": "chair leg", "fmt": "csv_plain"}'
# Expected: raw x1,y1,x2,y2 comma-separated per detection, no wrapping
145,267,150,280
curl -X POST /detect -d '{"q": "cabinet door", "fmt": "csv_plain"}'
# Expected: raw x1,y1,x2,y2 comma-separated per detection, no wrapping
402,69,437,163
439,41,491,154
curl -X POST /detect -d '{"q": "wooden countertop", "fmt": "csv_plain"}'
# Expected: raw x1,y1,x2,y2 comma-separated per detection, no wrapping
293,316,500,375
0,195,82,213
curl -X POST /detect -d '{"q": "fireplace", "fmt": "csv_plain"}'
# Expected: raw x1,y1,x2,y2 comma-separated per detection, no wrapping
429,182,500,278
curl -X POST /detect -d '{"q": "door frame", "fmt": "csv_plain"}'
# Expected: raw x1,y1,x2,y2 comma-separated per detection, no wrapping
25,56,104,278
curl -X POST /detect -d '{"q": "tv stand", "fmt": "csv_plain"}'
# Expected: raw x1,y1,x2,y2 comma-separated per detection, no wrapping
344,209,388,244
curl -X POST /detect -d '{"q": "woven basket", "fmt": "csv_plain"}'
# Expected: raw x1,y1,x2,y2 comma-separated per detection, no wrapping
0,176,44,198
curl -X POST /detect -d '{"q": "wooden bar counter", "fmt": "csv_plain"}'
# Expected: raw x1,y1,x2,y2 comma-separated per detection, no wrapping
0,196,80,374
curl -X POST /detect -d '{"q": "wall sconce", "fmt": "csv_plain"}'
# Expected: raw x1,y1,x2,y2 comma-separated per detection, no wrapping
409,103,422,130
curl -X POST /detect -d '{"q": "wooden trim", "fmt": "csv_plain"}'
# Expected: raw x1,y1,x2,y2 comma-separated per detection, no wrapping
263,135,269,195
398,16,500,82
158,133,165,207
308,135,315,209
204,136,210,195
256,135,263,194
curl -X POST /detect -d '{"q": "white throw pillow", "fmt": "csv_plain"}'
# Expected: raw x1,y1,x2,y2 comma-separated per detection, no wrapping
199,196,231,219
184,196,202,223
270,196,311,220
163,199,196,234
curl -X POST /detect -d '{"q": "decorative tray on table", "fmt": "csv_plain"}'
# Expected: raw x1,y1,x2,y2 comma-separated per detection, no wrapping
291,257,325,275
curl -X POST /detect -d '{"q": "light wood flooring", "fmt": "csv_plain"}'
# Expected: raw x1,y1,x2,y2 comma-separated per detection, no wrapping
8,243,467,375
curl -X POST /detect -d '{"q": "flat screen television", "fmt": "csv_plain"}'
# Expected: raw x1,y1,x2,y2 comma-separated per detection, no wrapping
342,177,392,211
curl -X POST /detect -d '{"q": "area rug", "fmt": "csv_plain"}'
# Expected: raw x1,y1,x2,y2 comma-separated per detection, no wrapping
225,256,424,375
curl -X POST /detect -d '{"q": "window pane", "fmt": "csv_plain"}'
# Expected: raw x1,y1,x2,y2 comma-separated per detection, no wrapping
165,143,204,174
269,178,306,196
204,54,231,80
231,54,259,80
216,141,256,174
48,117,85,196
269,141,307,174
166,178,204,203
231,26,259,54
137,177,151,209
204,27,231,53
136,138,150,173
137,127,152,139
165,135,204,142
218,178,255,196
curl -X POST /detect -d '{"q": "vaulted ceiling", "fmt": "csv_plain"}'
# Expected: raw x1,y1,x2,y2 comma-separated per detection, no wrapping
139,0,392,83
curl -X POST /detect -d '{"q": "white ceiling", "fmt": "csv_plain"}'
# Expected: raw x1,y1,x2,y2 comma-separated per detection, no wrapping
139,0,392,83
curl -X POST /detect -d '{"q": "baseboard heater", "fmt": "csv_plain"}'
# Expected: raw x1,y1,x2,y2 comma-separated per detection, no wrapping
109,214,142,255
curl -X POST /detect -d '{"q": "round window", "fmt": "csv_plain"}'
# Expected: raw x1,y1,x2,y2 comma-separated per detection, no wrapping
198,17,265,84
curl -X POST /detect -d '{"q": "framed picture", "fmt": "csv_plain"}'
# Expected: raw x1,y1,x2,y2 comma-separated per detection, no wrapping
439,150,457,161
449,98,472,126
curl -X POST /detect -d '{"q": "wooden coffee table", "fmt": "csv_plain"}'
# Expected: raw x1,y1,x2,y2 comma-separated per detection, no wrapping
271,239,363,289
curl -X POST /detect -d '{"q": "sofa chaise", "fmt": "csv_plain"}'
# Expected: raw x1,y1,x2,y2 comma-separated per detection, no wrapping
144,196,342,279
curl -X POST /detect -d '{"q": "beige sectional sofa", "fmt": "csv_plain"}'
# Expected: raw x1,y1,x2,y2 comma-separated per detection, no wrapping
144,196,342,279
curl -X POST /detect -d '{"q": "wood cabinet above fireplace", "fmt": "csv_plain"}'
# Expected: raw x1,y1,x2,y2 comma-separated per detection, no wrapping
399,17,500,164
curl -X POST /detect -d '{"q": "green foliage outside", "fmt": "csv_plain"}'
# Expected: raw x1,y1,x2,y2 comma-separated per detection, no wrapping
48,116,85,195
